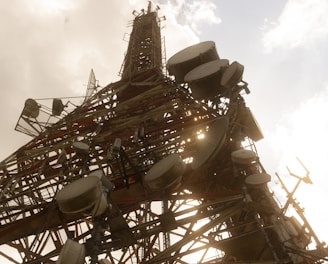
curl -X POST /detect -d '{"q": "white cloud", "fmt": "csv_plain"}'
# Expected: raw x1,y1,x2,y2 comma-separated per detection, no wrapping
27,0,77,16
169,0,221,33
160,5,199,58
0,0,131,158
159,0,221,58
180,0,221,33
268,86,328,167
0,0,214,159
262,85,328,203
263,86,328,240
262,0,328,52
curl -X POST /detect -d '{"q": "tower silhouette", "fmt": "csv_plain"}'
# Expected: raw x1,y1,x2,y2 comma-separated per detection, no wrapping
0,3,327,264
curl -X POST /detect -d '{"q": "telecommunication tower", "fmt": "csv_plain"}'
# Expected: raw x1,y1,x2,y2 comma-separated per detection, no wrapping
0,3,327,264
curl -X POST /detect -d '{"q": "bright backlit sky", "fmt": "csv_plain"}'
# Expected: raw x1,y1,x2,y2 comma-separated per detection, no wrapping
0,0,327,257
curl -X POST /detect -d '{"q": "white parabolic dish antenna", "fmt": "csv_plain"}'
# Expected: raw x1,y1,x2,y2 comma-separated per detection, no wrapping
167,41,219,83
192,117,229,170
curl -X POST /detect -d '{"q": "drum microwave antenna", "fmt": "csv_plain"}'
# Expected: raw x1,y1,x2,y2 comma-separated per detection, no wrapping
0,3,327,264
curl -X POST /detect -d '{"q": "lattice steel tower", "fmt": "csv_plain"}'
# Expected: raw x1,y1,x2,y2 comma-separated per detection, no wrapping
0,3,327,264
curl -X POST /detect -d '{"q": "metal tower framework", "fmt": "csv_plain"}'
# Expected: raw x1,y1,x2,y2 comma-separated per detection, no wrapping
0,3,327,264
121,3,163,80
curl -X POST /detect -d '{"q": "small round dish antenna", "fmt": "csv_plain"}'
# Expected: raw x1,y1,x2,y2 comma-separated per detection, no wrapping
143,153,185,192
231,149,257,165
57,239,85,264
220,61,244,89
22,98,40,118
55,176,108,216
245,173,271,187
72,141,90,154
52,98,65,116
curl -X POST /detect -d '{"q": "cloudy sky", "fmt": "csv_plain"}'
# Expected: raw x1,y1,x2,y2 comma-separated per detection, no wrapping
1,0,327,254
